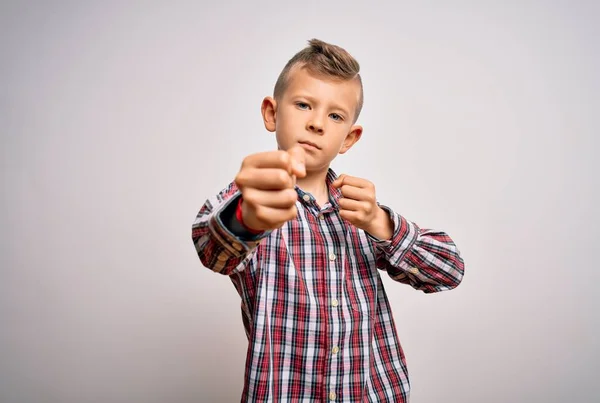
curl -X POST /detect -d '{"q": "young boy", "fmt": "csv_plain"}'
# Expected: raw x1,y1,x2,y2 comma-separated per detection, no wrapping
192,39,464,402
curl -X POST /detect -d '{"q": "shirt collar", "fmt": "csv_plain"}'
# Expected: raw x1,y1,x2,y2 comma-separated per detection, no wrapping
326,168,342,209
294,167,342,210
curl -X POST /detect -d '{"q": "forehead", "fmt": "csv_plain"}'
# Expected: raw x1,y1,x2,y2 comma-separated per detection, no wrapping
283,65,361,110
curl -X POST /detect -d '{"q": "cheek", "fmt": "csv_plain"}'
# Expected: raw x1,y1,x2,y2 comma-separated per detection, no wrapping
275,125,295,148
275,111,292,131
329,130,350,150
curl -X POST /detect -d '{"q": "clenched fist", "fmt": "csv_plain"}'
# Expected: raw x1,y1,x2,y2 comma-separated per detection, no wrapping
234,146,306,231
332,174,394,240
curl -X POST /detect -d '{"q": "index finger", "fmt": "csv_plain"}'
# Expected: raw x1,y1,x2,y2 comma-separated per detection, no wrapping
332,174,371,189
243,150,293,173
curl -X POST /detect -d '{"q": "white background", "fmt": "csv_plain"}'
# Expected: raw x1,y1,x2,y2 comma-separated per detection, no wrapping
1,1,598,402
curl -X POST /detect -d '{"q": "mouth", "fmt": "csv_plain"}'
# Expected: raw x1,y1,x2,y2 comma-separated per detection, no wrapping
299,141,321,150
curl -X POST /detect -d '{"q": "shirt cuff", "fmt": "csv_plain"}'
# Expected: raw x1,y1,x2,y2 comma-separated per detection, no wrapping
218,193,270,243
367,204,419,264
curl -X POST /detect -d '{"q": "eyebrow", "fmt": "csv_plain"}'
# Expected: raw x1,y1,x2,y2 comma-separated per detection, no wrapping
294,94,351,117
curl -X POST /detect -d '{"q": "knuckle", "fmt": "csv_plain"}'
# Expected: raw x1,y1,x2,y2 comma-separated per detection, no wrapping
241,154,255,168
234,171,245,186
277,170,290,187
242,188,255,202
286,189,297,204
254,207,266,222
288,206,298,220
277,151,290,166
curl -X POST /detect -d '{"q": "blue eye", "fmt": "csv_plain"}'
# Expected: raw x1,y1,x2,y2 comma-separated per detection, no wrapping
330,113,343,121
296,102,309,109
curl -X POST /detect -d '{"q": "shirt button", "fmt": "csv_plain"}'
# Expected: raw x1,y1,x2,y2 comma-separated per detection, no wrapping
319,214,325,220
332,346,340,354
409,266,419,274
303,194,310,202
329,391,337,401
217,254,228,261
331,299,339,307
329,252,336,261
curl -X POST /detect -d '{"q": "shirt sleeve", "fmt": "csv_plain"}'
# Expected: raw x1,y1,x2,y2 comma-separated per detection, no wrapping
191,181,271,275
366,203,465,293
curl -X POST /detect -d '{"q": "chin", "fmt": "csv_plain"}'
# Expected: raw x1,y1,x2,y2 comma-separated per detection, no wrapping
307,159,332,172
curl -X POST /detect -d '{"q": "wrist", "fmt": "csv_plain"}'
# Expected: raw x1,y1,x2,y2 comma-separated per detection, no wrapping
367,207,394,241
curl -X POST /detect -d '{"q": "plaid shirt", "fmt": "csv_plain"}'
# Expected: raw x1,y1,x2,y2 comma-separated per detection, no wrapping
192,169,464,402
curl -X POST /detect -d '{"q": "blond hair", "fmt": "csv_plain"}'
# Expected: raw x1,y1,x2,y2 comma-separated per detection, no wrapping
273,39,363,122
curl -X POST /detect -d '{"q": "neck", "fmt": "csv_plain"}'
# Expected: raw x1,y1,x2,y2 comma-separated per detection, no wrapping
296,167,330,200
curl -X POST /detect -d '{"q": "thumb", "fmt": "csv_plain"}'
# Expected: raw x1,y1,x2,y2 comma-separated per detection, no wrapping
287,145,306,178
332,174,346,188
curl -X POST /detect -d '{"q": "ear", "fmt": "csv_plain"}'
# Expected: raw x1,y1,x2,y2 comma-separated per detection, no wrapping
339,125,363,154
261,96,277,132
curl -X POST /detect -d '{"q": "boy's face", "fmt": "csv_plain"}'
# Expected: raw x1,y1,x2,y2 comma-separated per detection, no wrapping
261,65,363,173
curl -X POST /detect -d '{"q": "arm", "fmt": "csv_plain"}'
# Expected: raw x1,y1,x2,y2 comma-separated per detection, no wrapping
367,204,465,293
191,182,270,276
330,174,464,293
192,146,307,275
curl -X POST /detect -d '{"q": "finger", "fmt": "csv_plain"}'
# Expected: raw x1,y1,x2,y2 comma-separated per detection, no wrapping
287,145,306,178
338,185,374,202
338,197,366,212
236,168,294,190
253,205,298,229
244,188,298,209
243,150,293,172
333,175,371,189
339,209,361,223
331,174,347,188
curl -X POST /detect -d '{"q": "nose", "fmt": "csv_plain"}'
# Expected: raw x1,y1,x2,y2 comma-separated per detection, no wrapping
307,113,324,134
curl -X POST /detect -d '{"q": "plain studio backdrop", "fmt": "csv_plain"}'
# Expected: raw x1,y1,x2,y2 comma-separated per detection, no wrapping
1,1,598,402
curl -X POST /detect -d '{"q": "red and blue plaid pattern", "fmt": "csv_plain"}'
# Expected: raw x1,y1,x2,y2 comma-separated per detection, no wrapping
192,169,464,402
